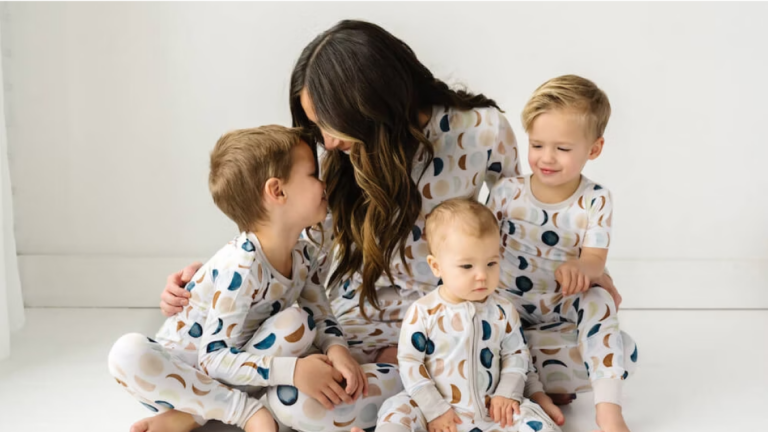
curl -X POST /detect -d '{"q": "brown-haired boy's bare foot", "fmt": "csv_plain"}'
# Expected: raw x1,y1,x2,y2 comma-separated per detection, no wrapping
374,346,399,365
530,392,565,426
595,402,631,432
244,408,278,432
548,393,576,406
129,410,200,432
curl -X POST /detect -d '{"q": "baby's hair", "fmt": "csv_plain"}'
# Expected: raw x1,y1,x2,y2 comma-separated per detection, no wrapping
522,74,611,140
424,198,500,253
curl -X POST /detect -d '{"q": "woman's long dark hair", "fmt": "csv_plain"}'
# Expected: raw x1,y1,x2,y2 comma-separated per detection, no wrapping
290,20,500,317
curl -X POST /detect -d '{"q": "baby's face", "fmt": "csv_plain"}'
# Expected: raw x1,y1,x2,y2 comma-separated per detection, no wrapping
429,228,501,304
527,109,603,187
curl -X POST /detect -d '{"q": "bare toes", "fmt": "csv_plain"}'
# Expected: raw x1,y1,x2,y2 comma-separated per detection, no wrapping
130,419,150,432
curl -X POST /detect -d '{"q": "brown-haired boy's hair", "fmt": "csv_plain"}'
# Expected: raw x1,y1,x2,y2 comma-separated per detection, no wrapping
424,198,500,253
209,125,305,232
522,74,611,140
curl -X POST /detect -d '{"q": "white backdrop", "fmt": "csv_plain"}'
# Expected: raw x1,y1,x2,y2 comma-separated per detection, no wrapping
0,14,24,360
2,2,766,309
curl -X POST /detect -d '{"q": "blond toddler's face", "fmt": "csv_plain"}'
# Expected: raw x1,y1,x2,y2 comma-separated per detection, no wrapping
427,227,501,304
527,109,603,188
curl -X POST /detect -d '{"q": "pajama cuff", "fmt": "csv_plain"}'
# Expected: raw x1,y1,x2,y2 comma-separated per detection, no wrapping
524,371,545,397
314,324,348,354
412,385,453,422
592,378,623,406
268,357,298,386
319,339,349,354
493,372,525,402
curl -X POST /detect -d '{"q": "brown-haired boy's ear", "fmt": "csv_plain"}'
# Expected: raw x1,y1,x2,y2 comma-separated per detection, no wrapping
588,137,605,160
264,178,286,204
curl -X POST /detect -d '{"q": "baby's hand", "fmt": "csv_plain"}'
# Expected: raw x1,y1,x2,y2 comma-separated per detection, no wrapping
489,396,520,428
556,260,590,296
427,408,462,432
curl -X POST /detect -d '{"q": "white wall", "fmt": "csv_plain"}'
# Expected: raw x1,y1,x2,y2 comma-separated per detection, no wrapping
3,2,767,309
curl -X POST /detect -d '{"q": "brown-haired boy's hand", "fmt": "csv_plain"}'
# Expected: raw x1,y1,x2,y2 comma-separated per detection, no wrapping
327,345,369,400
294,354,353,410
160,262,202,316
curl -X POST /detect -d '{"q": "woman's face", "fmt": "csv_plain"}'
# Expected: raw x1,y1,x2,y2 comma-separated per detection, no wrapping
300,88,355,153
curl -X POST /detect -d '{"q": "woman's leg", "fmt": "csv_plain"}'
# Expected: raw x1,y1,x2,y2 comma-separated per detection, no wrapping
331,283,420,363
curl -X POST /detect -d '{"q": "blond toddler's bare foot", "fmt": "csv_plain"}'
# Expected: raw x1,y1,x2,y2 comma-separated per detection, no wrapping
530,392,565,426
129,410,200,432
374,346,399,365
244,408,278,432
595,402,631,432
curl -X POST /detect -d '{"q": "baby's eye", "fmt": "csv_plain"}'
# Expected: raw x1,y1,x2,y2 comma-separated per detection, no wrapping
460,264,473,270
487,261,498,267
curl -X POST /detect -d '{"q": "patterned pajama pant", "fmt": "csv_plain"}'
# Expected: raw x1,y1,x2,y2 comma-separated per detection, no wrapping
109,307,403,431
511,287,639,405
377,393,561,432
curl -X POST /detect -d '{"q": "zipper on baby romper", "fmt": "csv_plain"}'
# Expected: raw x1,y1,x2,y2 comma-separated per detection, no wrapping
466,302,487,420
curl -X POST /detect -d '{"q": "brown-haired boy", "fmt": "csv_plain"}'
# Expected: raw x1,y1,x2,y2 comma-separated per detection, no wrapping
108,126,365,432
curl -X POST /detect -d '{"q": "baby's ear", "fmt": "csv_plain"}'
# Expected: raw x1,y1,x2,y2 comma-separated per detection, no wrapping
426,255,441,278
588,137,605,160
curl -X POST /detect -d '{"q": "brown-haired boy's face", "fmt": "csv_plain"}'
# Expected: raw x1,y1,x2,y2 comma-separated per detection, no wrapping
282,141,327,228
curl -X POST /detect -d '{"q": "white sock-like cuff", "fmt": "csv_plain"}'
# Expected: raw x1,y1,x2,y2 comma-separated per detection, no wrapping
592,378,623,406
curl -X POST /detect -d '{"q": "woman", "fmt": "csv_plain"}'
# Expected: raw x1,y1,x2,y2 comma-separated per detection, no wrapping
161,20,630,431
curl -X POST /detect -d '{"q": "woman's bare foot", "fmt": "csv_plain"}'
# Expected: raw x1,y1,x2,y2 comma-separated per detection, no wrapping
244,408,278,432
129,410,200,432
595,402,631,432
374,346,399,365
548,393,576,406
530,392,565,426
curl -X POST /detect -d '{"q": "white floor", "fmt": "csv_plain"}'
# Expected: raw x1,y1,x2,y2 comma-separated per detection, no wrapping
1,309,766,431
